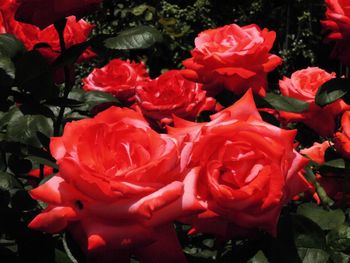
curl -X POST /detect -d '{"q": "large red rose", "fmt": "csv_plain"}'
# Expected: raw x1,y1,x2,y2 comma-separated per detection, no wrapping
278,67,350,136
182,24,282,96
321,0,350,65
135,70,216,127
15,0,102,29
335,111,350,159
28,107,203,263
0,1,95,63
168,90,310,237
83,59,150,105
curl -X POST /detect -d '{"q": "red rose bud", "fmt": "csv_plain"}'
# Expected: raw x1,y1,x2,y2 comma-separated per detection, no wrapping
182,24,282,96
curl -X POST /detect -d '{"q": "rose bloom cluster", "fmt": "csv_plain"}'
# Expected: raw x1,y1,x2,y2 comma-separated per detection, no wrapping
28,20,315,262
6,0,350,262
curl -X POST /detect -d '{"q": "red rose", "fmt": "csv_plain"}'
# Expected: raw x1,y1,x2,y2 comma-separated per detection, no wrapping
0,1,95,63
0,0,40,49
135,70,216,127
335,111,350,159
28,106,203,262
168,90,310,237
83,59,150,105
321,0,350,65
15,0,102,29
182,24,282,96
35,16,95,63
278,67,350,136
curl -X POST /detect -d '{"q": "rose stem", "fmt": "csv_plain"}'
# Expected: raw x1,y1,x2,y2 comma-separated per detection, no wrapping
53,18,72,136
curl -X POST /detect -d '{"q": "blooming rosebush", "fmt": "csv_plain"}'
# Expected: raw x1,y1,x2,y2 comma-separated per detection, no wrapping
1,1,350,263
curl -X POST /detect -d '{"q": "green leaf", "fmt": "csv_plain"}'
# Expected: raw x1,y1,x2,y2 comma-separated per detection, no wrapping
104,26,163,50
6,115,53,148
315,78,350,107
297,203,345,230
297,248,329,263
247,250,269,263
131,4,150,16
26,156,58,170
0,34,26,59
0,34,25,86
52,41,91,69
263,93,309,113
329,251,350,263
327,225,350,252
0,172,22,191
0,55,15,83
45,98,83,107
55,249,74,263
292,215,326,250
322,158,346,169
0,107,23,130
19,102,56,119
69,89,119,113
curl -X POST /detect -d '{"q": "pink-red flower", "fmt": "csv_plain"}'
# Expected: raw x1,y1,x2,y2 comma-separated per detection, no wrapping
135,70,216,127
182,24,282,96
83,59,150,105
168,90,310,237
0,1,95,63
28,107,203,262
14,0,102,29
321,0,350,65
278,67,350,136
335,111,350,159
300,141,332,165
